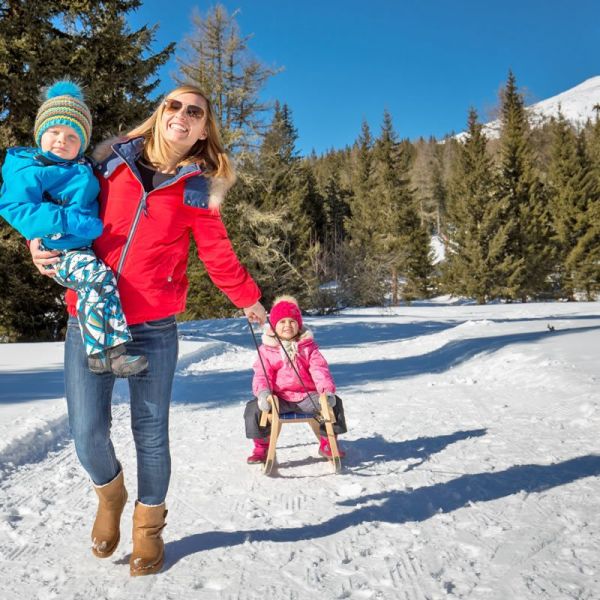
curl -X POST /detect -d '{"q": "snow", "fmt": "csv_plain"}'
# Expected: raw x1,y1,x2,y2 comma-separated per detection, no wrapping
456,75,600,140
430,234,446,264
528,76,600,127
1,300,600,599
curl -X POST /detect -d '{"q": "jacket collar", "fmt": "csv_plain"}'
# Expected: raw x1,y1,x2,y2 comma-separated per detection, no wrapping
94,136,231,209
97,136,201,181
34,149,87,167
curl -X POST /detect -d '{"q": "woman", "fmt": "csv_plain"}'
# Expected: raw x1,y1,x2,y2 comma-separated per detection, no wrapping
30,85,266,576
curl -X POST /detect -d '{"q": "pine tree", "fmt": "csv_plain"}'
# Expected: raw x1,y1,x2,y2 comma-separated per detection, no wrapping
569,200,600,300
589,104,600,165
444,108,510,303
259,101,299,212
568,110,600,299
219,159,306,308
0,2,68,340
495,71,551,300
0,2,70,149
347,120,377,243
65,0,175,143
322,171,350,249
0,1,173,150
547,113,595,299
257,103,322,301
315,171,350,307
344,119,387,304
373,110,432,302
432,142,451,236
176,4,280,152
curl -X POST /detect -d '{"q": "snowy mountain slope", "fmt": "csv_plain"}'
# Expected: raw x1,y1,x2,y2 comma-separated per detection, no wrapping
529,75,600,126
0,301,599,599
457,75,600,140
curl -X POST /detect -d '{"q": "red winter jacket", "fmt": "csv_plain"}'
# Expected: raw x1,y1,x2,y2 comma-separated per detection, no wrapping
65,137,260,324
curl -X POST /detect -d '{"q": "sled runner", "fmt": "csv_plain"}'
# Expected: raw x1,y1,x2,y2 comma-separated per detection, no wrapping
259,392,342,475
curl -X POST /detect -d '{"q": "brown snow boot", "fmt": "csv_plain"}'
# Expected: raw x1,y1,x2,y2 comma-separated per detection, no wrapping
91,470,128,558
130,501,168,576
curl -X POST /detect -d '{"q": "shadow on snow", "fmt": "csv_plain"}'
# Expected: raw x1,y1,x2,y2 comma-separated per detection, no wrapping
344,428,487,474
330,324,600,388
269,428,487,475
0,368,64,403
163,453,600,570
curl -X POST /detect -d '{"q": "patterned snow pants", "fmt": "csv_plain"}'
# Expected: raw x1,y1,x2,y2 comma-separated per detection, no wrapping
53,248,131,357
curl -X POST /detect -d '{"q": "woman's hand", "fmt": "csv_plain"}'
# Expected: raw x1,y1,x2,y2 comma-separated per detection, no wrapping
29,238,60,276
244,300,267,325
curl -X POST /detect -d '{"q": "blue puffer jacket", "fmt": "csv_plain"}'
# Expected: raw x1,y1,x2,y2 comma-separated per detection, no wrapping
0,147,101,250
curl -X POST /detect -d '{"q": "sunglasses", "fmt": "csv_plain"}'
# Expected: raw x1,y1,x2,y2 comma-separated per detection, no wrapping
163,98,205,120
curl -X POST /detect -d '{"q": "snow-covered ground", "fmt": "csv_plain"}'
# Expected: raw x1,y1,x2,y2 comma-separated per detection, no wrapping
1,300,599,599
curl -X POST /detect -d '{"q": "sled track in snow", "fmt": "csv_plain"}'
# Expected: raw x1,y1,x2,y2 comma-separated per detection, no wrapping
0,412,70,480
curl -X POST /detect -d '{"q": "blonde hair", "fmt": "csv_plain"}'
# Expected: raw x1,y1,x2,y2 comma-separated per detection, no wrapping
125,85,234,181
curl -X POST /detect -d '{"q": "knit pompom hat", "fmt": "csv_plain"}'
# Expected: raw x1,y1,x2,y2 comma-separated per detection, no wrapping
269,295,303,330
34,80,92,153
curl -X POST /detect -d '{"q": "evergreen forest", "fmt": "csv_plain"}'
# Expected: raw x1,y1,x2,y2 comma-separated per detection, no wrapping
1,2,599,341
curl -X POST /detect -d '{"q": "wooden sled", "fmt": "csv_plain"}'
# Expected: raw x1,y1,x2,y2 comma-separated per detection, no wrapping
259,392,342,475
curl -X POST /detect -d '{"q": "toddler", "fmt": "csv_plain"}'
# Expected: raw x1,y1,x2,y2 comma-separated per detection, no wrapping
0,80,146,377
244,295,347,463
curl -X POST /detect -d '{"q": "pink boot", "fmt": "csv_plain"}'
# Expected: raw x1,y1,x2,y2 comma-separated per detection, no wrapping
319,436,346,459
247,438,270,464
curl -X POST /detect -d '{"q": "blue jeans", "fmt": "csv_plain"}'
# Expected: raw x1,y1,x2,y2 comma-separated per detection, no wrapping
64,315,178,504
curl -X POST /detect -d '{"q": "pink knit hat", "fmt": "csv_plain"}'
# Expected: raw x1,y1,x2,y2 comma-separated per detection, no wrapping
269,296,303,330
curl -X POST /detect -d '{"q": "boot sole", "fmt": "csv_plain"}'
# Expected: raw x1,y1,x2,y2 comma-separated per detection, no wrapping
112,358,149,378
89,366,111,375
130,552,164,576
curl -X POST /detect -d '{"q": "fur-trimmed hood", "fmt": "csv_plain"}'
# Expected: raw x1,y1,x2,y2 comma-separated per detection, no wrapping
91,136,234,209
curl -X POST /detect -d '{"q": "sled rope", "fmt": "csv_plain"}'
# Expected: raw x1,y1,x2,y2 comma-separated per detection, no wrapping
247,318,280,417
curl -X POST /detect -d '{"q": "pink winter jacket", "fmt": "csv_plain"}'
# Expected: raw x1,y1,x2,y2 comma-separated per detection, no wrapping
252,329,336,403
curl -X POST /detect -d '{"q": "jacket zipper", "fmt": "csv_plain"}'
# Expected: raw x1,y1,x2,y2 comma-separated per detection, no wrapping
110,147,201,282
114,189,148,281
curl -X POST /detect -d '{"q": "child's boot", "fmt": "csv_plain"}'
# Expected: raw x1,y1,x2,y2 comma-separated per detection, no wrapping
88,351,112,374
88,344,147,377
108,344,148,378
247,438,270,464
319,435,346,459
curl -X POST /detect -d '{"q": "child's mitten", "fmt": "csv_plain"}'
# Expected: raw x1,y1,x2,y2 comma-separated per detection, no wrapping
257,390,272,412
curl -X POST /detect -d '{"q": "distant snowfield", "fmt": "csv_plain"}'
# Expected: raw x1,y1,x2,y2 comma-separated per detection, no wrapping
0,301,599,599
455,75,600,140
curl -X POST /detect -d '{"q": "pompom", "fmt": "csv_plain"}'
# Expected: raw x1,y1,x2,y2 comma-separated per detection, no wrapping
45,80,84,101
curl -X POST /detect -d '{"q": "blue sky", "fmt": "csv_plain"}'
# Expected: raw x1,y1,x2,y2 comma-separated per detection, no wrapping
128,0,600,155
